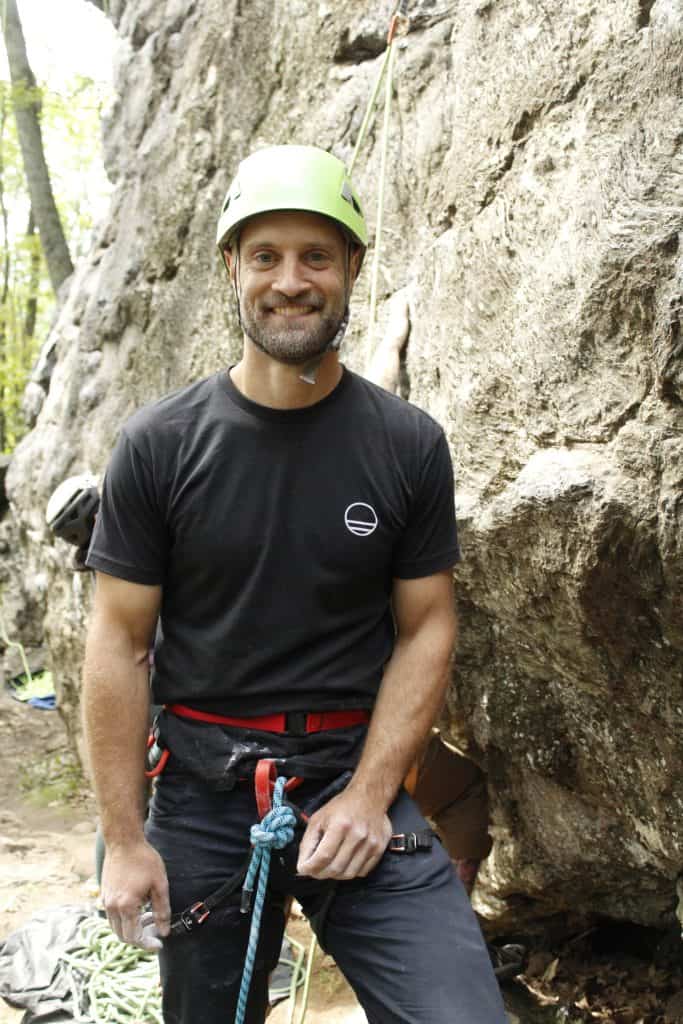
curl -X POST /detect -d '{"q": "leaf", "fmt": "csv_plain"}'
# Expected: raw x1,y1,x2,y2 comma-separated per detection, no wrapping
541,957,560,983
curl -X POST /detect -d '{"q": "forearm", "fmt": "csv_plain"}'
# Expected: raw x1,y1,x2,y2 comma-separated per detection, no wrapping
82,614,151,850
349,611,457,812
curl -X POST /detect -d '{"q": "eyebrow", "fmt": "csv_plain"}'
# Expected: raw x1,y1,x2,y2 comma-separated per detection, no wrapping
242,239,339,254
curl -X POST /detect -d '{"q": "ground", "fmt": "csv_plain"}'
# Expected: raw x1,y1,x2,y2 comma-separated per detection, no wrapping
1,688,681,1024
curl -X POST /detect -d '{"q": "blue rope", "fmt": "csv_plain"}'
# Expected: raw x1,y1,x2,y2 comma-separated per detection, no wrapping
234,776,297,1024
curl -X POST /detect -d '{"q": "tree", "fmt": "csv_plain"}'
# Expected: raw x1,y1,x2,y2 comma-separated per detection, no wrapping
0,3,112,452
1,0,73,296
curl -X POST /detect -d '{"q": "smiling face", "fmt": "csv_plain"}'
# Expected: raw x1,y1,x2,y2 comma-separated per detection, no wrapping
225,210,359,366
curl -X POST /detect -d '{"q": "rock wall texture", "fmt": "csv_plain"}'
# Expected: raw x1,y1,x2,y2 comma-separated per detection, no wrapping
4,0,682,932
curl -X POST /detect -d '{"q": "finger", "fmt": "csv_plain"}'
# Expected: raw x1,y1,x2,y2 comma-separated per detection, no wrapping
150,876,171,936
343,819,391,879
296,821,324,873
106,909,124,944
335,841,381,881
139,911,163,951
120,905,145,946
299,827,359,879
352,843,386,879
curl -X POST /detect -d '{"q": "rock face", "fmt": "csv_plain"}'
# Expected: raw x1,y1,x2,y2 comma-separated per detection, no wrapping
4,0,682,931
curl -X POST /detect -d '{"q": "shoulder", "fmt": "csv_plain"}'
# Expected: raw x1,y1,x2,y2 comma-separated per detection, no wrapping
343,370,446,450
122,374,222,448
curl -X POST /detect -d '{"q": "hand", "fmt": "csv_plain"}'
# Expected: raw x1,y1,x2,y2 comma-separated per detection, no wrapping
296,787,392,880
101,838,170,949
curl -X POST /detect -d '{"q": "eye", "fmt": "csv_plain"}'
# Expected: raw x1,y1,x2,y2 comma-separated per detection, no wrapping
307,250,331,266
253,251,275,266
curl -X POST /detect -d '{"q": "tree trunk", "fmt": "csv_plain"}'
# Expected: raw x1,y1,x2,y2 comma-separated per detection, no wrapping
2,0,73,296
0,89,10,307
23,208,39,341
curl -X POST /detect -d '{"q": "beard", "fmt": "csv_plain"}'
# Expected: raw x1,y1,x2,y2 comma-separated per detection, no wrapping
239,290,347,365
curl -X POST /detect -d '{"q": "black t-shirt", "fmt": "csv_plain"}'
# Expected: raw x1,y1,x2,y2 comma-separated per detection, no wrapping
86,368,460,714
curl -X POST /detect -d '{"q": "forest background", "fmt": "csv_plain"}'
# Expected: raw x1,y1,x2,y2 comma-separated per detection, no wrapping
0,0,113,452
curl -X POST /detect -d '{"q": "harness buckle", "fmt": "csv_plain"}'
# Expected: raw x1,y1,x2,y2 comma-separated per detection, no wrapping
284,711,308,736
180,901,210,931
389,827,421,851
389,832,418,853
389,830,433,854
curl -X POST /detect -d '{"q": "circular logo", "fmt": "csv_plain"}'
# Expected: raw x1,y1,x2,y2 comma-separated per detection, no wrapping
344,502,378,537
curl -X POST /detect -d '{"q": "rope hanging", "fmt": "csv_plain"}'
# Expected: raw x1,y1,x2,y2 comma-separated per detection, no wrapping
346,2,411,367
235,777,298,1024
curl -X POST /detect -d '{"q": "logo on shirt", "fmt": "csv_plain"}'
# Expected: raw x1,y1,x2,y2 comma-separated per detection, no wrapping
344,502,378,537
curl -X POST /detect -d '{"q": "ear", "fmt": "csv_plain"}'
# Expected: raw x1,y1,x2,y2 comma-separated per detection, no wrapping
348,244,363,286
222,247,237,281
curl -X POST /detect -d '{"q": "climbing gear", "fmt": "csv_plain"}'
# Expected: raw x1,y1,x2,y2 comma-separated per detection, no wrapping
167,702,371,736
45,473,100,548
60,913,311,1023
169,853,251,937
344,0,413,365
216,145,368,388
144,725,170,779
349,1,411,365
388,829,433,853
235,775,299,1024
158,707,369,790
347,2,411,179
168,768,354,940
216,146,368,254
254,757,305,819
61,916,163,1024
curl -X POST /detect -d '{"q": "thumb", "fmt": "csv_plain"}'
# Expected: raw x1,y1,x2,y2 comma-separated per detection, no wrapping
150,875,171,936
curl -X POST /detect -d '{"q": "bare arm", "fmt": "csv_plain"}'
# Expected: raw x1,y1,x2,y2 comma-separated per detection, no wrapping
297,569,457,879
82,572,168,945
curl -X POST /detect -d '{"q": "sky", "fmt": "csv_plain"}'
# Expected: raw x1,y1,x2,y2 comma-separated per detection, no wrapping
1,0,116,87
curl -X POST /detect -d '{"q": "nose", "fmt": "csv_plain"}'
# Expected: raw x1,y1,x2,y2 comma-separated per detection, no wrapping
272,254,309,297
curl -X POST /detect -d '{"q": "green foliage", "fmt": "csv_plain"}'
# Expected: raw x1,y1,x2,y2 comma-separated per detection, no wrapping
0,73,111,452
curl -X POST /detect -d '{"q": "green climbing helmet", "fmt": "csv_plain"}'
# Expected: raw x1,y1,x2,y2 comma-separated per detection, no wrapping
215,145,368,254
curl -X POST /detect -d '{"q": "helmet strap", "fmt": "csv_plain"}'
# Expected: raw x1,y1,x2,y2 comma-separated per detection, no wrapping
230,245,246,332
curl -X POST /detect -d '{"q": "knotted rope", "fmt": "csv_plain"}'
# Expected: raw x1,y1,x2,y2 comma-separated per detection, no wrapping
235,776,298,1024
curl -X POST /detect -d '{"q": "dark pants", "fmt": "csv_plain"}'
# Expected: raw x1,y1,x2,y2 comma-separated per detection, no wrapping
146,770,507,1024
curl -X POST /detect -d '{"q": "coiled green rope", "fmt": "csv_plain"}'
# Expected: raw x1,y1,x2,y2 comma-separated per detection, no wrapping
61,916,162,1024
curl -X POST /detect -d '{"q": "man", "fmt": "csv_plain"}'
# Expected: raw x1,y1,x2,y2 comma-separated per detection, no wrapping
82,145,507,1023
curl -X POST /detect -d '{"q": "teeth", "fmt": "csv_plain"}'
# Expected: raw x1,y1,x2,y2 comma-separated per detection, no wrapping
272,306,314,317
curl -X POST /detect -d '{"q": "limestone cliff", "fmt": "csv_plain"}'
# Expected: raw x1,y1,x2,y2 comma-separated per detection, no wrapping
4,0,682,931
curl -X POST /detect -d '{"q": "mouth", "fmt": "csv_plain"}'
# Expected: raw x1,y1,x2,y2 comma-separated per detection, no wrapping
269,305,318,318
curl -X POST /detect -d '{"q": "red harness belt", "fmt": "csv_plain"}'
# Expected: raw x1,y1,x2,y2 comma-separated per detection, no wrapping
160,704,371,813
166,703,370,734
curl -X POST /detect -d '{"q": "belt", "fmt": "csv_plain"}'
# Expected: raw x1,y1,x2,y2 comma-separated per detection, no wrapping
166,703,371,737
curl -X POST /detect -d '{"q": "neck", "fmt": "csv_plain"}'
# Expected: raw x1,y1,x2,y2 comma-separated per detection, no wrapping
230,342,343,409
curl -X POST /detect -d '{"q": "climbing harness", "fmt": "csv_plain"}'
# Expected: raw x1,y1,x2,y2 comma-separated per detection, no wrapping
235,774,299,1024
165,703,371,735
145,706,370,781
347,1,412,365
